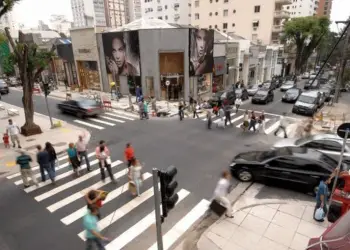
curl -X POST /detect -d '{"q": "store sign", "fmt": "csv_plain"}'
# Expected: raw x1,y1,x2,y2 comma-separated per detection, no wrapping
227,43,239,59
214,57,226,76
78,49,91,53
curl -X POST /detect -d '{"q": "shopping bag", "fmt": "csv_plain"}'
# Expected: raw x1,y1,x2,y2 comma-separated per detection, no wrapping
314,207,325,221
128,181,136,194
209,199,226,216
106,157,112,165
55,159,60,168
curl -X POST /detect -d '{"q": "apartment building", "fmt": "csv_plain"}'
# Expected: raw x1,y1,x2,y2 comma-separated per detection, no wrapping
316,0,332,17
126,0,142,22
191,0,292,45
105,0,127,27
141,0,191,25
283,0,319,17
71,0,107,27
0,13,15,32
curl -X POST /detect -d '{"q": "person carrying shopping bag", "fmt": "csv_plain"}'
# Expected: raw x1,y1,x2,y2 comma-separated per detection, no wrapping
129,158,144,196
67,143,81,177
45,142,57,177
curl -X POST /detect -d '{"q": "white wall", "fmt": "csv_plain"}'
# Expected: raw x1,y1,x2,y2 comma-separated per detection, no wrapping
214,43,225,57
284,0,318,17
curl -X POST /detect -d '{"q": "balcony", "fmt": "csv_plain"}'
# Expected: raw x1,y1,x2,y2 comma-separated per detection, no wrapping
272,25,283,33
174,14,180,20
275,0,292,4
274,10,290,19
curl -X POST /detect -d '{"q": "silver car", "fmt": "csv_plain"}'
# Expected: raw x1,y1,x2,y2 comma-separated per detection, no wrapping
280,81,296,92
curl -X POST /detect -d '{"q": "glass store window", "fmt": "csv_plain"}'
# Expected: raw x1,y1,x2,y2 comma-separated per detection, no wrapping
198,73,211,95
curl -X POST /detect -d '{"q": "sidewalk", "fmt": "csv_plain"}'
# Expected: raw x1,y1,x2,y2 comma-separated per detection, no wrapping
0,101,89,178
197,183,329,250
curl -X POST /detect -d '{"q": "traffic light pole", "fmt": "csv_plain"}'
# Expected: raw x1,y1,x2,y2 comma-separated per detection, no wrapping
152,168,164,250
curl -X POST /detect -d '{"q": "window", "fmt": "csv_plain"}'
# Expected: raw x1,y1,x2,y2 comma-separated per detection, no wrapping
223,23,228,29
165,5,167,9
209,25,212,28
195,13,199,20
223,9,228,16
165,15,168,20
224,0,229,2
215,12,218,15
214,24,218,28
322,141,342,152
209,12,212,16
195,0,199,7
254,5,260,13
232,23,235,27
304,140,324,150
233,9,236,13
253,21,259,27
268,157,299,170
158,16,162,19
252,34,258,41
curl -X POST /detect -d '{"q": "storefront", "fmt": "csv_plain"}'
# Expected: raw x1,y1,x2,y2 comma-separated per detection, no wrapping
55,39,78,87
71,27,102,91
213,56,226,93
226,42,239,86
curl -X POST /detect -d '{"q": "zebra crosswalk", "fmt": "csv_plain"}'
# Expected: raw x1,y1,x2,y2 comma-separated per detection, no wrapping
73,110,139,131
6,152,209,249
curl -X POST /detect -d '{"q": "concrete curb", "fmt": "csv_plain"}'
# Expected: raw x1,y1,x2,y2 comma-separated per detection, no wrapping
171,182,253,250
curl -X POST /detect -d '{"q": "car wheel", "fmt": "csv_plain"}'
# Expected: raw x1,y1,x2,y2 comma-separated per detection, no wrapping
237,170,253,182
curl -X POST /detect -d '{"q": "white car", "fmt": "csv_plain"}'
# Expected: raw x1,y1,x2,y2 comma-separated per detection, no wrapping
310,74,317,79
280,81,296,91
302,72,310,79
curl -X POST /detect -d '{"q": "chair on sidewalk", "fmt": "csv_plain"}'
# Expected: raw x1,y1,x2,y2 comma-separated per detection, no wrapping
101,95,112,110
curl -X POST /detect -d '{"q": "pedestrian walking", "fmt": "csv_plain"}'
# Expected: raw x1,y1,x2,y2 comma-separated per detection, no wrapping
248,111,257,132
314,176,330,222
241,110,249,132
76,134,91,172
96,141,115,182
16,150,38,188
6,119,21,148
143,100,149,119
3,132,9,148
224,105,232,126
135,85,142,102
234,98,242,113
45,142,57,177
138,99,145,120
85,189,108,220
83,205,109,250
151,96,157,114
212,170,234,218
124,143,135,173
36,145,55,183
206,110,212,129
110,81,116,100
192,101,200,119
129,158,143,196
67,143,81,177
179,102,184,121
257,111,266,134
274,112,288,138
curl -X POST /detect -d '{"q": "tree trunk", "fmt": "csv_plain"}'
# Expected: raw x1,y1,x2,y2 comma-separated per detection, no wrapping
21,75,42,136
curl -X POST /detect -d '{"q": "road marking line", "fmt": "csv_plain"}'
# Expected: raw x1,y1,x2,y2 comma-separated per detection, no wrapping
7,154,72,179
100,115,126,123
73,120,104,130
105,189,190,250
88,118,115,126
104,112,134,120
265,121,280,134
203,112,237,122
47,168,128,212
213,113,237,124
78,184,159,240
34,160,122,202
61,172,152,225
112,110,139,118
236,119,270,128
14,153,96,185
237,108,300,121
148,199,210,250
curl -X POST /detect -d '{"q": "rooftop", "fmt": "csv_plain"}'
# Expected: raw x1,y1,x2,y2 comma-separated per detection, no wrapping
102,18,176,33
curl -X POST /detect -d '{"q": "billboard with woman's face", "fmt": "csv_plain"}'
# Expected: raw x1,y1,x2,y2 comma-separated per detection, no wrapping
102,31,140,80
189,29,214,76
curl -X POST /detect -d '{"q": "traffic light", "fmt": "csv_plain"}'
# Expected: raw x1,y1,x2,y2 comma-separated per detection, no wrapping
43,83,50,96
159,165,179,219
226,63,229,74
239,63,243,72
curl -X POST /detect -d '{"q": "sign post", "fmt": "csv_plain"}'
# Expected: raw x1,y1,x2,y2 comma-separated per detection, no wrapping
165,80,170,110
152,168,164,250
326,123,350,219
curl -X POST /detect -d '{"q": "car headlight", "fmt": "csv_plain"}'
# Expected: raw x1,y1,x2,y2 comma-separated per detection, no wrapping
283,95,286,99
229,163,236,167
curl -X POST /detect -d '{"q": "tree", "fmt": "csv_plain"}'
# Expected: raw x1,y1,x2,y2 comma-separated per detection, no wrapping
4,28,55,136
0,0,21,18
2,53,14,75
281,16,330,74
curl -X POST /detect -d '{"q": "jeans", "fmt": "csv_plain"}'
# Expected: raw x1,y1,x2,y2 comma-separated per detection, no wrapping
78,151,91,171
225,115,232,126
179,110,184,120
275,126,287,138
86,238,105,250
193,110,199,118
49,160,56,177
99,161,114,181
248,121,256,132
207,119,212,129
133,177,141,196
143,111,149,119
40,163,55,182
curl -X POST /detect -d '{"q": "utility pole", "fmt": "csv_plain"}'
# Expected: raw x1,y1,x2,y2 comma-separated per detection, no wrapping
334,21,350,103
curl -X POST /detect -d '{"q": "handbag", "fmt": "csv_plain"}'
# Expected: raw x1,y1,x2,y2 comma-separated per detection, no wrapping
314,207,325,221
106,156,112,165
209,199,226,216
55,159,60,168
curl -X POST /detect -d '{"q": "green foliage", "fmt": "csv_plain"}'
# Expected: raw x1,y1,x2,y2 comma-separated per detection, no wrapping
2,53,15,75
281,16,330,73
0,0,21,18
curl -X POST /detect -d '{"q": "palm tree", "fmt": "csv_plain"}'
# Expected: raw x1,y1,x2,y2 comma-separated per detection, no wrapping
0,0,21,18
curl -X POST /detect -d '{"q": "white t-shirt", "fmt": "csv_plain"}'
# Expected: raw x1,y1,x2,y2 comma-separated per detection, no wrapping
213,178,230,198
7,124,20,135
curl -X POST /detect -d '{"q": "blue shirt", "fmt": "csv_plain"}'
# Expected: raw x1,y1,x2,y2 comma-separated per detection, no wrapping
36,151,50,166
316,180,328,204
83,211,99,239
67,148,77,158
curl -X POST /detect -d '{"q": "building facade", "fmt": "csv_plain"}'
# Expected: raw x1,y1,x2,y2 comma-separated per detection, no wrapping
284,0,319,17
105,0,127,27
141,0,191,25
316,0,332,17
126,0,142,23
50,15,73,36
71,0,107,27
191,0,291,45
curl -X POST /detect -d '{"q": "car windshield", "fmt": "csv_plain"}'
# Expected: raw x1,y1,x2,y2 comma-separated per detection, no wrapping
256,91,267,96
284,81,294,86
295,135,316,145
235,89,242,94
298,95,316,104
320,89,330,94
248,85,258,89
286,88,298,94
78,99,99,107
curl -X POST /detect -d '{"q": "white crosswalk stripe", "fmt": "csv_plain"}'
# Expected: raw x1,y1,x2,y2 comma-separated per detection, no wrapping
6,152,210,250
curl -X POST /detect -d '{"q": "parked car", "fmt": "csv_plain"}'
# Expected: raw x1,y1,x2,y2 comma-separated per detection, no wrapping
208,89,236,106
0,80,9,94
6,77,18,87
280,80,296,91
271,77,283,88
281,88,302,103
273,134,350,163
235,88,249,100
260,81,276,90
302,72,310,79
251,89,274,104
229,147,341,196
319,87,331,102
57,99,104,118
304,79,320,90
247,84,259,96
292,91,321,116
310,73,317,79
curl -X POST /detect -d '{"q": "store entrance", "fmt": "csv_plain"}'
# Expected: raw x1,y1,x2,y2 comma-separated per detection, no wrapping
161,76,184,101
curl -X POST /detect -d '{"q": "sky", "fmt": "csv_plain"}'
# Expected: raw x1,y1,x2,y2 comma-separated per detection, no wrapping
9,0,350,30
